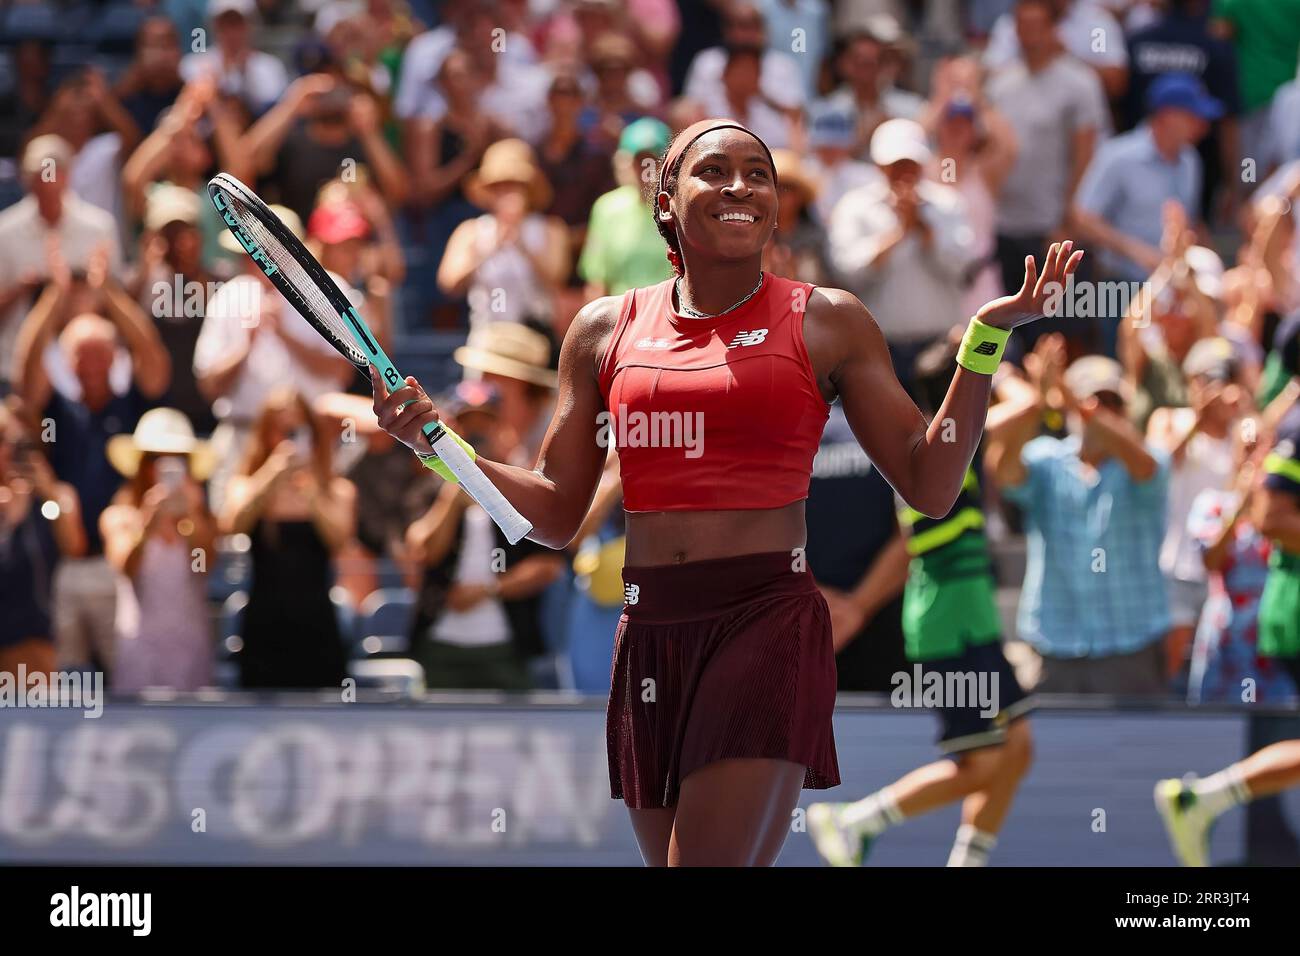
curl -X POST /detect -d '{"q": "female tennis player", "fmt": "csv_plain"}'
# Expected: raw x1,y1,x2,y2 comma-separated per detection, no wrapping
371,118,1083,866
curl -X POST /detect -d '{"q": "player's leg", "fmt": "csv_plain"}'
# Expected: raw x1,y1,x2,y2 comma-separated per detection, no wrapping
950,718,1034,866
669,757,807,866
1156,740,1300,867
807,745,1003,866
626,808,677,867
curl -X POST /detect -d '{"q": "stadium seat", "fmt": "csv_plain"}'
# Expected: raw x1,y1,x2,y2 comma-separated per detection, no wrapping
354,588,416,656
213,591,247,689
207,548,252,604
331,587,358,645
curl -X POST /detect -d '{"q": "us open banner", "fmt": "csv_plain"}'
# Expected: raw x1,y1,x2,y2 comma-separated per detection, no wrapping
0,697,1294,865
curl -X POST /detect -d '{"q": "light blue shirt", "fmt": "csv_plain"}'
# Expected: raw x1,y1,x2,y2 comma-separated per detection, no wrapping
1003,435,1172,658
1076,124,1202,281
757,0,830,100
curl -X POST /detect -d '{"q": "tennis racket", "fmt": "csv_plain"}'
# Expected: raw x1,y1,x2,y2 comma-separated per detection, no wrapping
207,173,533,544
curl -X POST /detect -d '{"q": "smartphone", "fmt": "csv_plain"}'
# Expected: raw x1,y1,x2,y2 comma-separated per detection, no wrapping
156,456,187,493
290,427,313,464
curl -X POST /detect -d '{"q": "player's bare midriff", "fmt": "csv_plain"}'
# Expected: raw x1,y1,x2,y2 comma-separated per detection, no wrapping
623,500,806,566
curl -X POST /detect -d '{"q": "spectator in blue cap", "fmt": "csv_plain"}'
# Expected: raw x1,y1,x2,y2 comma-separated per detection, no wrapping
1073,72,1223,355
803,100,881,230
1076,73,1223,282
578,116,675,299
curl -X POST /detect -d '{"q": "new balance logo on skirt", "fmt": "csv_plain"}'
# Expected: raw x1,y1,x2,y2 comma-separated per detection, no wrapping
624,583,640,605
727,329,768,348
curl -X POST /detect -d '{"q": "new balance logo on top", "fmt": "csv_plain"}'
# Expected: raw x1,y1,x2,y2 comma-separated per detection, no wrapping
727,329,769,348
635,337,672,350
624,583,640,605
972,341,999,355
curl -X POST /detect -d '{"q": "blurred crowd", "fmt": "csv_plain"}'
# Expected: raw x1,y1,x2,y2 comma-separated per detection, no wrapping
1,0,1299,702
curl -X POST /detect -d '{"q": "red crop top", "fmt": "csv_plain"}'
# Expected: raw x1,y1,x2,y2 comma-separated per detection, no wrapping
596,273,831,512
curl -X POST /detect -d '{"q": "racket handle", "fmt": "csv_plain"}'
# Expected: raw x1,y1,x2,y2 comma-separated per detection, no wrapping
424,424,533,545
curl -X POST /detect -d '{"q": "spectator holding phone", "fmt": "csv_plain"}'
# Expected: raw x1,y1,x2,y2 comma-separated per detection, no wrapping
12,238,170,680
0,399,85,679
242,73,408,224
220,386,355,690
101,408,218,692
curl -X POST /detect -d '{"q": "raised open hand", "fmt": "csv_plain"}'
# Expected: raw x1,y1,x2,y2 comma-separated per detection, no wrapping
975,240,1085,330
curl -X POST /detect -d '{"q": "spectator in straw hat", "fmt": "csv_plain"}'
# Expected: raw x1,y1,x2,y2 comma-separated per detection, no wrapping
101,408,218,692
0,398,85,681
438,139,570,332
454,321,559,466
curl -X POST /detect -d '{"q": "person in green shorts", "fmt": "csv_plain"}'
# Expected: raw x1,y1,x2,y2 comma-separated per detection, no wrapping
808,343,1035,867
1154,401,1300,866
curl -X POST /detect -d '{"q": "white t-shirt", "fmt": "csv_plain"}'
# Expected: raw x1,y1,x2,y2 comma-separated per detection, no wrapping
191,274,345,422
0,194,123,388
1160,407,1234,583
433,504,512,647
684,46,808,111
180,48,289,113
983,0,1129,71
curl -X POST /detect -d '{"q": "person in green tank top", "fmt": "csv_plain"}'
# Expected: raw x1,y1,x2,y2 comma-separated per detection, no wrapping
808,342,1034,868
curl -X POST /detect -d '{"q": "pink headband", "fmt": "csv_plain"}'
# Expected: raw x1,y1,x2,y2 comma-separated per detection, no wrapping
657,118,777,196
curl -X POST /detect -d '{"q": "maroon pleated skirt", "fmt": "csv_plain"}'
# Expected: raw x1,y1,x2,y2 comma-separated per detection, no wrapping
606,550,840,809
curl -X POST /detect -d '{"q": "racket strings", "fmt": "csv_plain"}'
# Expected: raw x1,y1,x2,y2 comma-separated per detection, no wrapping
223,192,367,366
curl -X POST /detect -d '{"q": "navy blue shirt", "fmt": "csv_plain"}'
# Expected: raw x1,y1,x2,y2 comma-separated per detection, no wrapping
42,385,149,556
1123,12,1241,129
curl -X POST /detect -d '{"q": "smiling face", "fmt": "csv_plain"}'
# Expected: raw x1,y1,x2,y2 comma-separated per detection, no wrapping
657,128,778,269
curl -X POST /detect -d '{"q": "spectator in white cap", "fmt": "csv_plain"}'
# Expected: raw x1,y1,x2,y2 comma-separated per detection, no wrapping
1118,201,1224,431
0,135,123,394
180,0,289,115
986,335,1171,695
129,184,219,436
828,117,977,398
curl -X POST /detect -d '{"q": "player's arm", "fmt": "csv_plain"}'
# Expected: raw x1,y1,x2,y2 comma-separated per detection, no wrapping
372,298,616,549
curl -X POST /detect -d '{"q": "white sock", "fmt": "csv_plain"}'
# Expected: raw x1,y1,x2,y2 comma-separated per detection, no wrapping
947,824,997,867
840,787,904,837
1193,765,1252,818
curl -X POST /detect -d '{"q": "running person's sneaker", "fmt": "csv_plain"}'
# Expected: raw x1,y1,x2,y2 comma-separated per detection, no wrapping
807,802,875,867
1154,777,1214,867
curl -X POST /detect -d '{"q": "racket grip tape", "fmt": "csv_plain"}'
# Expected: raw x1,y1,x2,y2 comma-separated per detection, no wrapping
424,424,534,545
